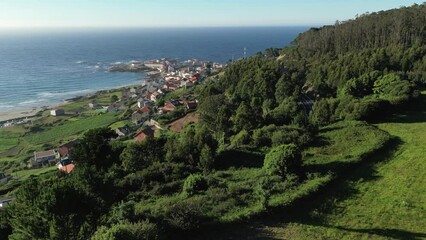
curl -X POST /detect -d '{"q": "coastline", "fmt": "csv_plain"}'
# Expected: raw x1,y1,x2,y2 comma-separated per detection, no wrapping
0,108,42,123
0,83,140,125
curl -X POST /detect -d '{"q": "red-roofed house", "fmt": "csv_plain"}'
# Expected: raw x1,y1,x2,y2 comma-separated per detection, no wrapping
186,100,198,110
191,73,202,82
163,83,178,91
161,102,177,112
58,139,80,158
59,164,75,174
135,128,155,142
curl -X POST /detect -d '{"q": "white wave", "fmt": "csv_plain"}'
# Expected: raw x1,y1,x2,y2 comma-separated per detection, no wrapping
76,60,85,64
37,89,93,98
0,103,14,109
18,99,47,106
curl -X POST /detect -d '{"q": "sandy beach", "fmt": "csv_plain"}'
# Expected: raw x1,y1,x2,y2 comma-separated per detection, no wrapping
0,108,42,122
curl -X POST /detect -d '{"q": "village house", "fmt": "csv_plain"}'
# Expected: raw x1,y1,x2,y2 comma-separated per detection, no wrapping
58,139,80,158
191,73,202,82
186,100,198,110
137,98,153,108
132,106,151,125
161,100,183,112
57,158,75,174
115,127,130,137
130,87,144,95
181,80,194,89
106,104,118,113
30,149,60,167
88,103,102,110
163,83,179,91
135,127,155,142
50,109,65,116
150,92,163,102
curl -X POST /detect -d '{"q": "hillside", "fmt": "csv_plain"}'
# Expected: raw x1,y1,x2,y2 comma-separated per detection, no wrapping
1,4,426,240
202,92,426,239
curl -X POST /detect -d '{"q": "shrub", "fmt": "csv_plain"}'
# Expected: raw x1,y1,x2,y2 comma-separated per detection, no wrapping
163,198,205,231
230,130,251,147
91,221,159,240
182,174,208,196
263,144,302,178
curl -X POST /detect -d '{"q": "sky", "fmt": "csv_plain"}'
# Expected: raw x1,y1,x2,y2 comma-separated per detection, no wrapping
0,0,423,28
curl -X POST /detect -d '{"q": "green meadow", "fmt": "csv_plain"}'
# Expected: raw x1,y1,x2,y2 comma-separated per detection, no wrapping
215,94,426,240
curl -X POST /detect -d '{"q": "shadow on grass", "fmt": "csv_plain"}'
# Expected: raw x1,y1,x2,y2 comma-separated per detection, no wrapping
215,149,265,170
331,226,426,240
183,136,407,240
371,94,426,124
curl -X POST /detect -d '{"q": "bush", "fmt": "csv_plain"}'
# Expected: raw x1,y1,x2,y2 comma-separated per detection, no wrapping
230,130,251,147
91,221,159,240
182,174,208,196
263,144,302,178
163,198,206,231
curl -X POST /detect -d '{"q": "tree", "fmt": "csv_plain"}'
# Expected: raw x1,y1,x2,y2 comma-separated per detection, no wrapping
373,73,413,103
71,128,118,169
263,144,302,178
182,174,208,196
232,101,253,132
111,95,119,103
120,138,164,172
199,144,214,173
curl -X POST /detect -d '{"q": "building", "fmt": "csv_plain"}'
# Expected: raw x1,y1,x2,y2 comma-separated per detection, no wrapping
50,109,65,116
135,127,155,142
107,104,118,113
132,108,150,125
115,127,129,137
58,139,80,158
31,149,59,167
161,102,177,112
89,103,101,110
186,100,198,110
150,92,163,102
56,157,75,174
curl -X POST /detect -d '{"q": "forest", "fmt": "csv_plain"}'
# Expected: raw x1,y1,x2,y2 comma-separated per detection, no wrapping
1,3,425,240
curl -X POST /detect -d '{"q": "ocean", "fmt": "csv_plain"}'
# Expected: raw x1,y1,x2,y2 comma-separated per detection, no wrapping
0,27,308,113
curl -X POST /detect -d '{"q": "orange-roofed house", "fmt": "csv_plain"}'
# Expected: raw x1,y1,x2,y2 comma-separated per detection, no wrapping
135,128,155,142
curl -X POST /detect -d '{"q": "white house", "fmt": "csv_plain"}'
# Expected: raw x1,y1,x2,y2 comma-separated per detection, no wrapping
50,109,65,116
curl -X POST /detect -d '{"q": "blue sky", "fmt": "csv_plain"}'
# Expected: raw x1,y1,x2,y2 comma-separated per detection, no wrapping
0,0,422,28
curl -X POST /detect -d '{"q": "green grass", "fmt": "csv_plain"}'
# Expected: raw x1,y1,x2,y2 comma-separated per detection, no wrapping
190,120,397,239
132,120,392,238
236,95,426,240
109,120,130,130
24,113,118,145
0,137,19,152
0,127,25,155
11,166,56,181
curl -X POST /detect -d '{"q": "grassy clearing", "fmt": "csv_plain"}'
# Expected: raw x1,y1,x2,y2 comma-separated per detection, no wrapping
241,95,426,240
109,120,130,130
189,120,394,239
24,113,117,145
132,120,392,239
11,166,56,181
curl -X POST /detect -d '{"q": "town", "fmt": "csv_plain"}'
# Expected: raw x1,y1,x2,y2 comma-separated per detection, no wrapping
0,58,224,201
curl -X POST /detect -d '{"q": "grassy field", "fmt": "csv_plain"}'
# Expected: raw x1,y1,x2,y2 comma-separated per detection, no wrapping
24,113,117,145
11,166,57,181
220,96,426,239
136,120,393,240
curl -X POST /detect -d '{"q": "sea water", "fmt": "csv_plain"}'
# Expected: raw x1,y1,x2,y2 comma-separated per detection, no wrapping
0,27,308,113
